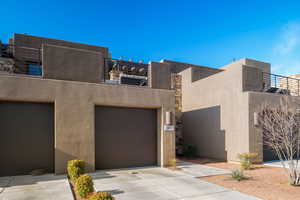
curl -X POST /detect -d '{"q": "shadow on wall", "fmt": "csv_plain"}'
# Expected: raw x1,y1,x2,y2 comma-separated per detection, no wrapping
182,106,227,160
55,149,94,174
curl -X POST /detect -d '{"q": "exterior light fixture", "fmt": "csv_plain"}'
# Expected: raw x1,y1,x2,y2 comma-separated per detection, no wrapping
253,112,259,127
165,111,172,125
164,111,175,131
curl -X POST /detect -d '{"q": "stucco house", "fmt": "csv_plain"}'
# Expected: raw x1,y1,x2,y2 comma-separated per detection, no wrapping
0,34,175,176
0,33,299,177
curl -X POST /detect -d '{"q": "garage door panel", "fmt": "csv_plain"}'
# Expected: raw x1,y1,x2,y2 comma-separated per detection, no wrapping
0,102,54,176
95,106,157,169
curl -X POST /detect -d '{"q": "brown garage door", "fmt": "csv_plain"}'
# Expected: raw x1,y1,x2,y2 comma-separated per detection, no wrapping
0,102,54,176
95,106,157,169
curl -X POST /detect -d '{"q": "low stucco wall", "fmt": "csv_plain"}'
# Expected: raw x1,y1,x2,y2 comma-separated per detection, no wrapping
248,92,300,161
0,75,175,174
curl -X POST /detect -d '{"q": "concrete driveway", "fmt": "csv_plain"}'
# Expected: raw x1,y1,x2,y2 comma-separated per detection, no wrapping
0,174,73,200
0,161,262,200
91,162,262,200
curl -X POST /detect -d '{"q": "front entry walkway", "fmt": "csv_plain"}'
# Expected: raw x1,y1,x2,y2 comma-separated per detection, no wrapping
0,174,73,200
91,162,262,200
264,160,300,170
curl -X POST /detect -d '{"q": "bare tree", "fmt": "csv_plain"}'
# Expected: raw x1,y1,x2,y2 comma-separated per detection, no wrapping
258,98,300,186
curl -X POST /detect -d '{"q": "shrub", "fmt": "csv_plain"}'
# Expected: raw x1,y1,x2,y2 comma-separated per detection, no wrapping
89,192,115,200
231,169,248,181
67,160,85,181
169,158,177,168
68,160,85,171
183,144,197,157
75,174,94,198
237,153,258,170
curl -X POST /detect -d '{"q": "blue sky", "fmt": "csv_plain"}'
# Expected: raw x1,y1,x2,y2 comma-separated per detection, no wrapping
1,0,300,75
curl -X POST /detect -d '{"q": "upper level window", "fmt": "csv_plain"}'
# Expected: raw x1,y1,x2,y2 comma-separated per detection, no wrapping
28,64,42,76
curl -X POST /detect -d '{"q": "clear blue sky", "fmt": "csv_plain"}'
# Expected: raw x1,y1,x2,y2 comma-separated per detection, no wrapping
2,0,300,74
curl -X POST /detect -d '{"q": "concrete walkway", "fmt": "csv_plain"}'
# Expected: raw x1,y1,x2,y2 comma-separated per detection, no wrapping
0,174,73,200
264,160,300,170
176,160,231,177
91,164,262,200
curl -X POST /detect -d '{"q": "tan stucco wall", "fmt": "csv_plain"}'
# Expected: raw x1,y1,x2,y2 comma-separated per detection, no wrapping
162,60,223,81
12,33,109,74
0,75,175,174
221,58,270,73
178,58,300,162
42,44,104,83
179,63,250,161
13,33,109,59
248,92,300,161
148,62,171,90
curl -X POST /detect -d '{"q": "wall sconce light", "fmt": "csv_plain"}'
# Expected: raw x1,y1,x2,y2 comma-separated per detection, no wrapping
254,112,259,127
165,111,172,125
164,111,175,132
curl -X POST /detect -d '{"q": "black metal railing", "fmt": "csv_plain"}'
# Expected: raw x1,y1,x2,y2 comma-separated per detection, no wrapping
262,72,300,96
0,44,42,62
0,44,13,58
0,44,42,75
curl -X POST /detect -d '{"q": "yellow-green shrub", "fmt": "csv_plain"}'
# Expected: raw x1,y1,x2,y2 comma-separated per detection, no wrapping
67,160,85,181
237,153,258,170
88,192,114,200
169,158,177,168
75,174,94,198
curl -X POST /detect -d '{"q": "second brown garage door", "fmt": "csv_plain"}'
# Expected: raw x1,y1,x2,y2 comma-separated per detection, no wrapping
95,106,157,170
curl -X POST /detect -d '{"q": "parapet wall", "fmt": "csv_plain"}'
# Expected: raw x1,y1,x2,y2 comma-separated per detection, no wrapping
42,44,105,83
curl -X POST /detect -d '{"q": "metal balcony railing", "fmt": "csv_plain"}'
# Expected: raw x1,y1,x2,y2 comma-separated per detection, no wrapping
262,72,300,96
0,44,42,62
0,44,13,58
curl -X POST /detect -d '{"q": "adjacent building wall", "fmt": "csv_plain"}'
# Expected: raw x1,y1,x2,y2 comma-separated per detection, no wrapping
176,58,271,162
42,44,105,83
162,60,224,156
179,63,249,161
0,75,175,174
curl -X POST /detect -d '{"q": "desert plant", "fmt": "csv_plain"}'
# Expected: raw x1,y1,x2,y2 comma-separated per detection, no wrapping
67,160,85,181
231,169,248,181
169,158,177,168
68,160,85,170
183,144,197,157
257,98,300,186
89,192,115,200
75,174,94,198
237,153,258,170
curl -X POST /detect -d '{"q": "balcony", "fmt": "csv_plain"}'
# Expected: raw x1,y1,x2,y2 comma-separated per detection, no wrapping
104,58,148,87
262,72,300,96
